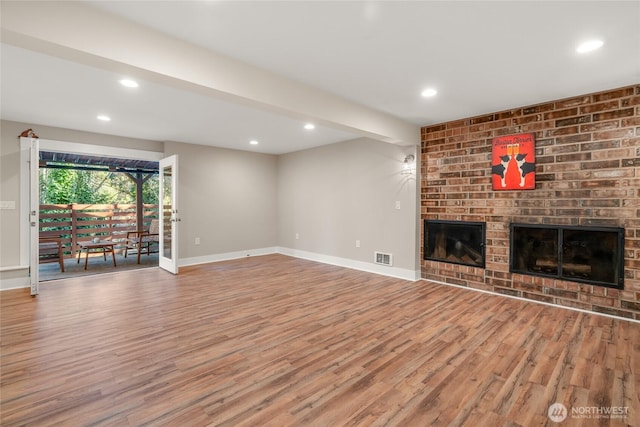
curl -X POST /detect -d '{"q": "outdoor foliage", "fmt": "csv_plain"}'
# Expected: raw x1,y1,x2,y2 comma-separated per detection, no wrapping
40,167,159,205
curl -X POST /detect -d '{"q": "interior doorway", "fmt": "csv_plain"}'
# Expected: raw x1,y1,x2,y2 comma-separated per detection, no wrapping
20,137,165,289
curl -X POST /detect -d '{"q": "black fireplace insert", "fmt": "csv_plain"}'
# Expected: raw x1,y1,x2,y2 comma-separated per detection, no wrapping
510,224,624,289
424,220,485,268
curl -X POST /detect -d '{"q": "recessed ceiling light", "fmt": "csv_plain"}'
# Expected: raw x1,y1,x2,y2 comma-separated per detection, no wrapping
119,79,139,88
421,88,438,97
250,140,259,145
97,115,111,122
576,39,604,53
304,123,315,130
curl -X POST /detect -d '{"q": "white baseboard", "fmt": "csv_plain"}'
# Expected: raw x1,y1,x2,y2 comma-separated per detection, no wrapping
1,248,419,291
0,275,30,291
180,246,419,281
179,247,278,267
276,247,419,281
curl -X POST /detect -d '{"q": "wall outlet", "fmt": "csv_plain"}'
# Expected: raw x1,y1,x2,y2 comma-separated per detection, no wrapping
356,239,361,248
395,201,401,210
295,233,300,240
195,237,201,245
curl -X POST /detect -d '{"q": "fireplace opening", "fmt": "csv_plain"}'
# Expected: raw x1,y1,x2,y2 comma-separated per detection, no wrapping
423,220,485,268
510,224,624,289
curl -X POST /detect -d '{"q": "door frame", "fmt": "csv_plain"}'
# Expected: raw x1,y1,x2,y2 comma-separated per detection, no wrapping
20,138,165,289
27,137,39,294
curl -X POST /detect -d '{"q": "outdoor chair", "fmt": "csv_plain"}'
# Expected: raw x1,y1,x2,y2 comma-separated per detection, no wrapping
124,219,160,264
39,237,65,272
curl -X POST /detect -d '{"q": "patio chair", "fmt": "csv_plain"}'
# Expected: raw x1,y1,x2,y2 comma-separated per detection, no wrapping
39,237,65,272
124,219,160,264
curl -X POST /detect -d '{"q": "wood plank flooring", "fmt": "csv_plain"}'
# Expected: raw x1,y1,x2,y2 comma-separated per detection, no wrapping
1,254,639,426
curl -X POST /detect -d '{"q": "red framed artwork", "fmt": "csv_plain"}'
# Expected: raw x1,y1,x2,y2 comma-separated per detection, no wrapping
491,133,536,190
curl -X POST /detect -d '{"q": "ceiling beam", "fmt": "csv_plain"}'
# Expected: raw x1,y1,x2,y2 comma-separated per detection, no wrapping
1,1,419,146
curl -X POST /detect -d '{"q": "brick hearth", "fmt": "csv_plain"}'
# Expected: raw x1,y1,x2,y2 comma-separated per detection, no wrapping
420,85,640,320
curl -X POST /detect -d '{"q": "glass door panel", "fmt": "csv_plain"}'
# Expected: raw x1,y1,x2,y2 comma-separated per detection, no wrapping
159,155,179,274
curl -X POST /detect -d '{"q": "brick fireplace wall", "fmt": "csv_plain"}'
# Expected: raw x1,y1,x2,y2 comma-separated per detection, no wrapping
420,84,640,320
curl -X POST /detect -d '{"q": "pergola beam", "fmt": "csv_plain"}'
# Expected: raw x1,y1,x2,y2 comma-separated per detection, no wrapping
41,164,157,174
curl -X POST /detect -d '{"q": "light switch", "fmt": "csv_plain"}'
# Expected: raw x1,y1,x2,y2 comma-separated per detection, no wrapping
395,201,401,210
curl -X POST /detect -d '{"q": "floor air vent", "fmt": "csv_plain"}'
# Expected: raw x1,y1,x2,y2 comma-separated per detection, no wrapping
374,252,393,266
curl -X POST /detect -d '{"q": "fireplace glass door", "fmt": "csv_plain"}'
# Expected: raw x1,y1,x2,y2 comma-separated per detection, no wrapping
510,224,624,289
424,220,485,268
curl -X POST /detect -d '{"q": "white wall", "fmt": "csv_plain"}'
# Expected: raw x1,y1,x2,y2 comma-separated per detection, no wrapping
0,121,25,272
163,141,279,265
277,138,419,279
0,121,280,287
1,121,419,288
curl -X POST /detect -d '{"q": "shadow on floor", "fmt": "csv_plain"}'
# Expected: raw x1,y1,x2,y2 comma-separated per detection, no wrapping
39,251,159,281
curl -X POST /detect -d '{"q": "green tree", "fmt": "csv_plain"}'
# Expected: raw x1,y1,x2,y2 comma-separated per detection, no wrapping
142,174,159,204
40,167,158,205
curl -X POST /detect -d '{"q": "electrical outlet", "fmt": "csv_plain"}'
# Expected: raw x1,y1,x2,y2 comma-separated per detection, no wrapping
356,240,361,248
295,233,300,240
395,201,401,210
195,237,201,245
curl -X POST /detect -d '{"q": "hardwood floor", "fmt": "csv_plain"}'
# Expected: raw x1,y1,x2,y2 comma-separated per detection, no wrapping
1,254,638,426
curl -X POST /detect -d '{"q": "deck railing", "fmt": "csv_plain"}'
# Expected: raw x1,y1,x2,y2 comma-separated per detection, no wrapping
40,203,159,258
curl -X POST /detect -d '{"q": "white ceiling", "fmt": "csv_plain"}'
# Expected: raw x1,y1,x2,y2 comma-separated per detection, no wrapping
2,1,639,155
1,43,359,154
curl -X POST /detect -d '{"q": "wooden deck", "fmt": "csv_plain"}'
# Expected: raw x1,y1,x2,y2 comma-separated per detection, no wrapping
38,251,159,282
1,254,638,426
